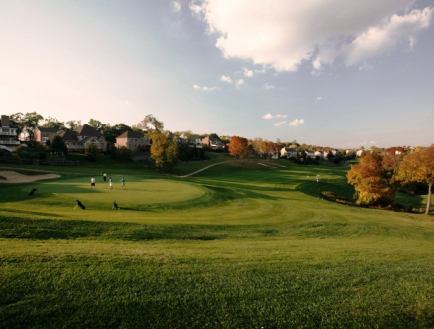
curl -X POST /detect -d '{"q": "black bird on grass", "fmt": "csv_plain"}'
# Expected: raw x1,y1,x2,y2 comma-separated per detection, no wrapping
29,188,37,195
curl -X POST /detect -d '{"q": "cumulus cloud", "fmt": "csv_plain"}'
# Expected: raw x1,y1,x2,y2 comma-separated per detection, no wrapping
173,1,181,12
220,75,232,83
263,113,287,119
191,1,433,72
236,79,244,87
264,83,275,90
274,121,287,126
243,68,253,77
193,84,218,91
289,119,305,126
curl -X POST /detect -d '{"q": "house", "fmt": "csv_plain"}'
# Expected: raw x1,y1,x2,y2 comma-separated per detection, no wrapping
280,147,297,159
115,130,150,152
0,115,20,152
58,124,107,153
202,136,224,150
35,127,63,145
179,133,202,148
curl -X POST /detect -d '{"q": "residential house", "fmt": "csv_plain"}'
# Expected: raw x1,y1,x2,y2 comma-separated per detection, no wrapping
202,136,224,150
0,115,20,152
58,124,107,153
35,127,63,145
179,133,203,148
280,147,297,158
115,130,150,152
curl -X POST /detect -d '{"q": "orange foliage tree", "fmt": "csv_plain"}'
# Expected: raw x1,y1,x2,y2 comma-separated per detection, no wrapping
396,146,434,215
347,153,395,206
228,136,250,160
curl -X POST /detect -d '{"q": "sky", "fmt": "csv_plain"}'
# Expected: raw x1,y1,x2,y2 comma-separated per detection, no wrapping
1,0,433,149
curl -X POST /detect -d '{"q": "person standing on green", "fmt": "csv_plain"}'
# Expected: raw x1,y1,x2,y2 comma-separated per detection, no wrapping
121,176,126,189
109,177,113,190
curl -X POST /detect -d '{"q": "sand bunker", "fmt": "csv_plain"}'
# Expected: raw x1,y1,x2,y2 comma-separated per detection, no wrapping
0,171,60,183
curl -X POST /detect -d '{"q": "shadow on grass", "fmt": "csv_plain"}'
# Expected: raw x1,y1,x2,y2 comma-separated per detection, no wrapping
0,216,230,241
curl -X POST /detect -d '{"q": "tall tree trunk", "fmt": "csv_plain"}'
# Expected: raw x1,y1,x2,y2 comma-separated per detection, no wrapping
425,183,432,215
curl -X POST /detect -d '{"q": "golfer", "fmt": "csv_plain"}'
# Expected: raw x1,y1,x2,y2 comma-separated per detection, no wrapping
121,176,126,189
91,177,96,188
109,177,113,190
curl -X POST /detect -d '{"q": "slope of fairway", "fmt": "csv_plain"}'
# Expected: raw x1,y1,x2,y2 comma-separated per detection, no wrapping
1,160,434,328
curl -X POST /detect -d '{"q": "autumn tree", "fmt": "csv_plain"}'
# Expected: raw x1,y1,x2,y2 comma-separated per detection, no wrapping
138,115,179,171
395,146,434,215
228,136,250,160
347,153,395,206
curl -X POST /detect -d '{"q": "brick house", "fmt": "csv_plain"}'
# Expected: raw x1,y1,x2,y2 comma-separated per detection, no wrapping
34,127,63,145
202,136,224,150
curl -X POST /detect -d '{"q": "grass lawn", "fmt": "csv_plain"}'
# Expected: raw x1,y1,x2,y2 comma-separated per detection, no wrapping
1,157,433,328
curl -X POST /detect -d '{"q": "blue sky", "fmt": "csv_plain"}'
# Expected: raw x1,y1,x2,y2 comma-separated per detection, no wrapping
1,0,433,148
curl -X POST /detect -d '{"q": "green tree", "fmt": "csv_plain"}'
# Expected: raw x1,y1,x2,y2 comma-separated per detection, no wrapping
50,135,68,155
42,117,66,130
66,120,81,131
86,144,100,162
10,112,44,142
347,153,395,206
88,119,104,131
396,146,434,215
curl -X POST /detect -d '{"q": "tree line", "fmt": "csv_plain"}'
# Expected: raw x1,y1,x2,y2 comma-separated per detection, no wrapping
347,146,434,215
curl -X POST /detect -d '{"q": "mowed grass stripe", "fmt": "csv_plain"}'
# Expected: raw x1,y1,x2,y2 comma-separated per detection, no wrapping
1,158,434,328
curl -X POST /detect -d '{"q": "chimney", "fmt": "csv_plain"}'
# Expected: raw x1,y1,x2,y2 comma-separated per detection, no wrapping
1,115,10,127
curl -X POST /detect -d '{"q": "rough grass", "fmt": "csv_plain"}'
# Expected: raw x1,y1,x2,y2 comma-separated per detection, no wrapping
1,157,433,328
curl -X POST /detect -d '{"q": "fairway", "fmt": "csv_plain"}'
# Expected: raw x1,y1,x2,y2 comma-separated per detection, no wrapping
1,160,434,328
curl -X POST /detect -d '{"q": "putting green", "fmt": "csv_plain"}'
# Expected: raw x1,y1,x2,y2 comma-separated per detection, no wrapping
4,175,210,220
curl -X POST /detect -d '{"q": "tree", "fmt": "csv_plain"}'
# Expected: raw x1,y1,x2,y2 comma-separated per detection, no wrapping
10,112,44,142
86,144,100,162
66,120,81,131
111,146,132,162
396,146,434,215
347,153,395,206
228,136,250,160
102,123,132,144
42,117,66,130
138,114,164,133
50,135,68,155
88,119,104,131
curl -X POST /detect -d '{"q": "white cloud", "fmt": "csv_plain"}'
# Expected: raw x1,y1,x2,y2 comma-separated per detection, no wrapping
289,119,304,126
243,68,253,77
264,83,275,90
193,84,218,91
192,1,433,72
236,79,244,87
274,121,287,126
263,113,287,119
173,2,181,12
220,75,232,83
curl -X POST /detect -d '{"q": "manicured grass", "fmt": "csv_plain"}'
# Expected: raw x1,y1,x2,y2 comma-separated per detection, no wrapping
1,158,434,328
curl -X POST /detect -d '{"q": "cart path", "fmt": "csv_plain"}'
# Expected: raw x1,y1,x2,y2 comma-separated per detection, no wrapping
178,161,235,178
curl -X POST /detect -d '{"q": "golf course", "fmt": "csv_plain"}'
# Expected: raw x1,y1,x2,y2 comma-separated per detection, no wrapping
1,154,434,328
